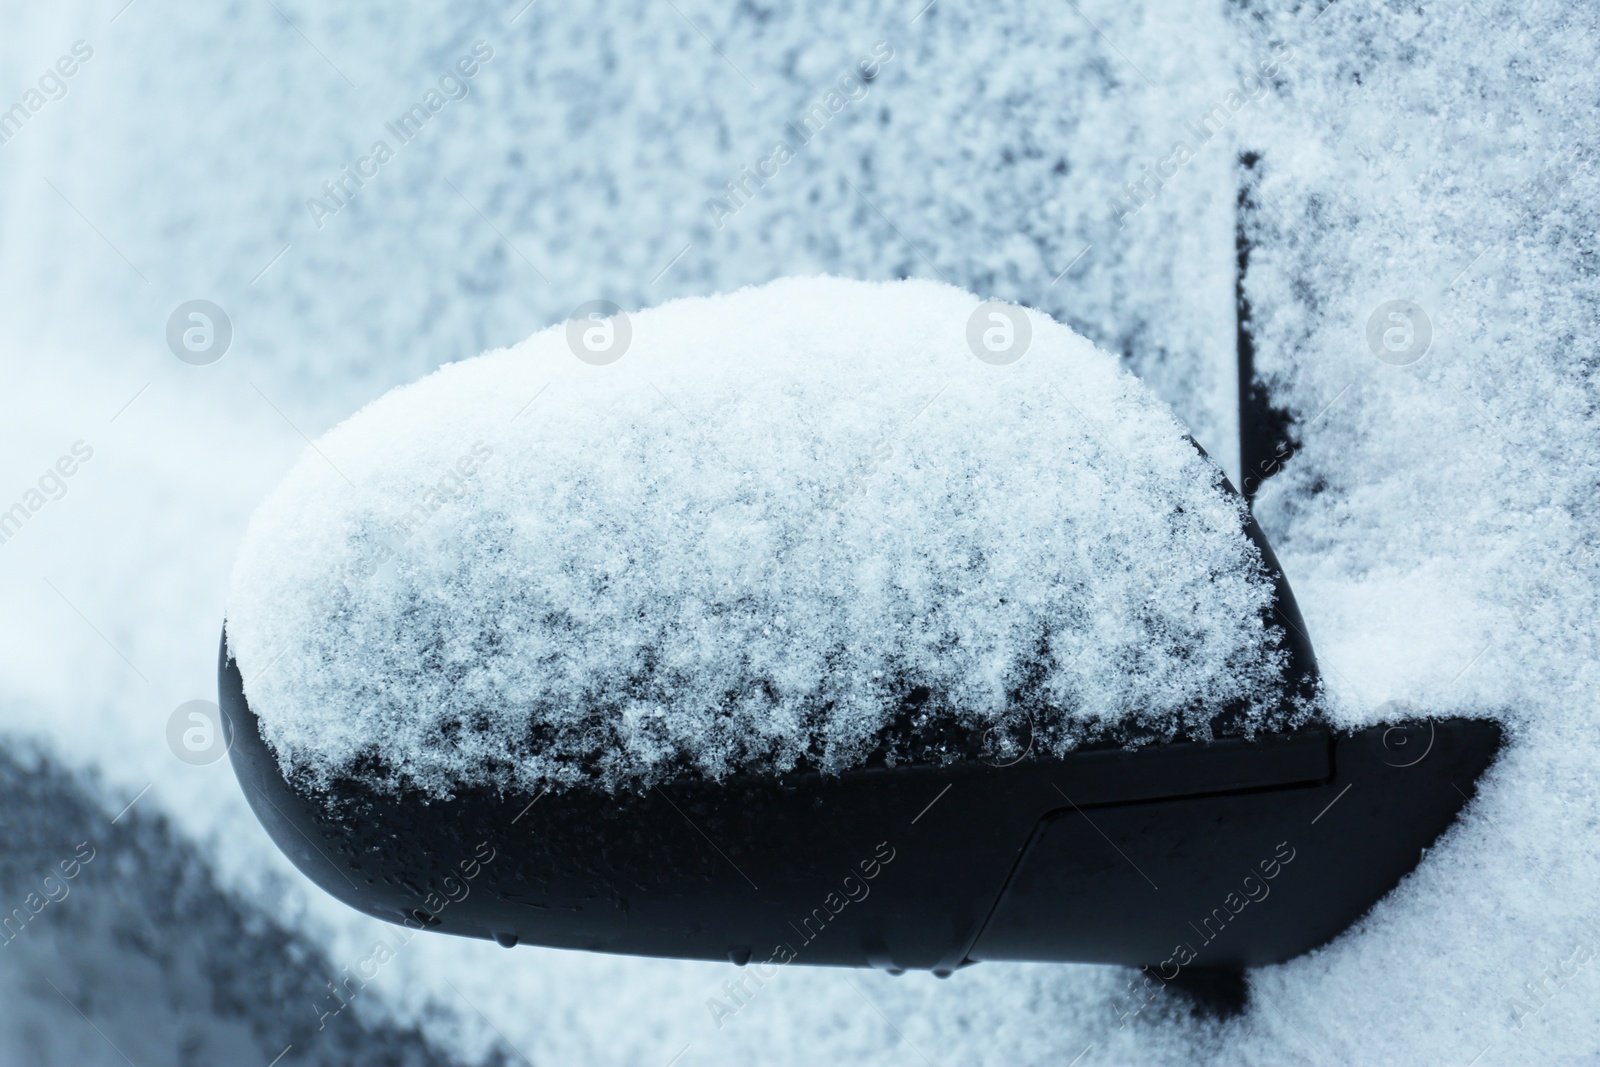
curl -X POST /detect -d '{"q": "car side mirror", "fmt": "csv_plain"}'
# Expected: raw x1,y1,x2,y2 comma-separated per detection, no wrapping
219,203,1501,986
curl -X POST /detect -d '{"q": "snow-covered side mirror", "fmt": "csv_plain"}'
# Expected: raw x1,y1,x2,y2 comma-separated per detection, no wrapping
218,277,1501,982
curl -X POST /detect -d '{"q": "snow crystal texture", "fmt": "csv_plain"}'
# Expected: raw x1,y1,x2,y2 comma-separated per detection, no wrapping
10,0,1599,1061
226,277,1287,795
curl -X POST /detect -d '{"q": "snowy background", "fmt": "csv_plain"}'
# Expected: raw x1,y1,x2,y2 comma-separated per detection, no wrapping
0,0,1595,1063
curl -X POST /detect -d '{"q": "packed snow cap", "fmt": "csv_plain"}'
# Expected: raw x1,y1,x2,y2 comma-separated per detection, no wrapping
226,276,1292,796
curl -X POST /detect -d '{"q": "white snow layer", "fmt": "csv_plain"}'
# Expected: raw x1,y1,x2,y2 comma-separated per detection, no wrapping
226,277,1289,795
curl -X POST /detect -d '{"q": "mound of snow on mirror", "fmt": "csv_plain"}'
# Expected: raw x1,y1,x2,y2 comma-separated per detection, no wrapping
226,276,1288,796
